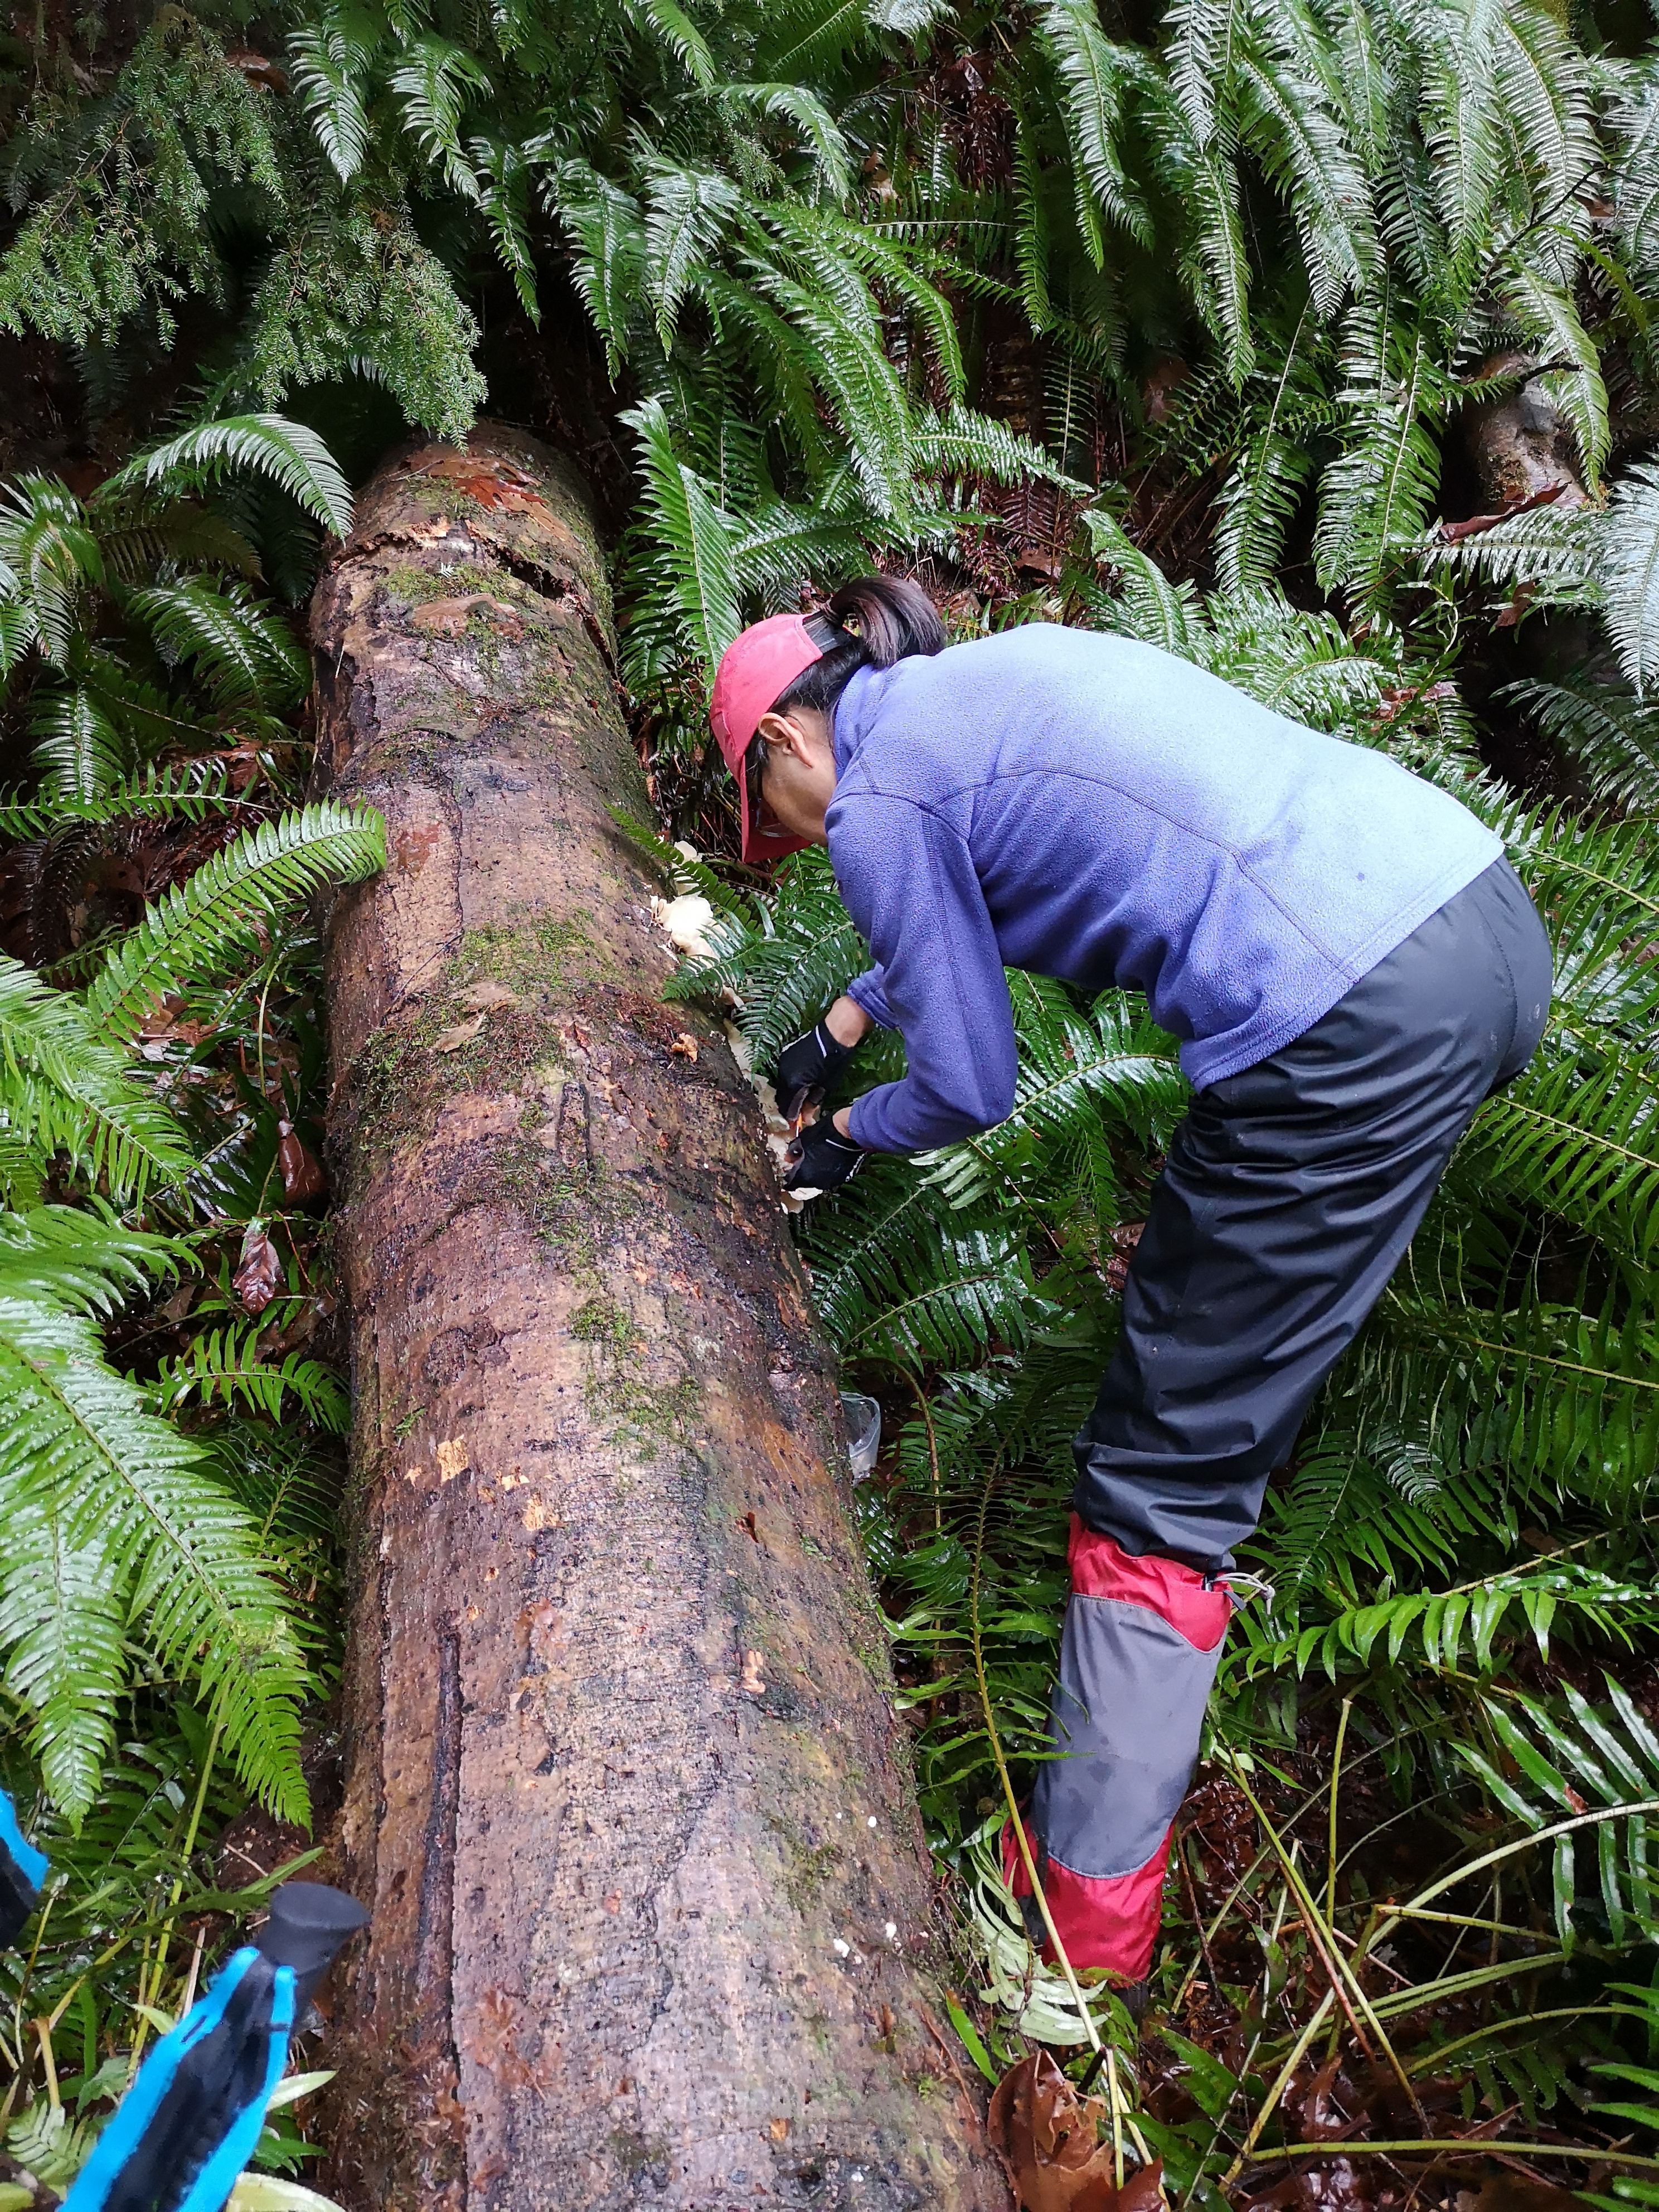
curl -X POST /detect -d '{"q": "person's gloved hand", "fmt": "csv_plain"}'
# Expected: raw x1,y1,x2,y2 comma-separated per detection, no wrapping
784,1121,866,1193
769,1022,852,1124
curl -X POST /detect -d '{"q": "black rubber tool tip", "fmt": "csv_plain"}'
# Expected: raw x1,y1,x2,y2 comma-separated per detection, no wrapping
256,1881,370,2006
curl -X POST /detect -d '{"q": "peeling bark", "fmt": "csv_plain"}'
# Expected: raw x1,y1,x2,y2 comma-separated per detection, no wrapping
309,426,1008,2212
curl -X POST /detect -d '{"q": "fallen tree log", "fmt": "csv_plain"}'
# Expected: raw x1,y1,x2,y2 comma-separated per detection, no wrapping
309,426,1008,2211
1464,351,1588,510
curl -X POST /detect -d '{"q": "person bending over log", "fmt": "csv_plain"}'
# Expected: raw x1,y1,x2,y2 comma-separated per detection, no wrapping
707,578,1553,1985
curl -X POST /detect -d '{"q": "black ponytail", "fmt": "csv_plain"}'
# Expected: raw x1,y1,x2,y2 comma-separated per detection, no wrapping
767,575,945,724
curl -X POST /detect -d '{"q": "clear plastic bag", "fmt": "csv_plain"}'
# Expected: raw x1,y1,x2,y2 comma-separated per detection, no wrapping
839,1391,881,1481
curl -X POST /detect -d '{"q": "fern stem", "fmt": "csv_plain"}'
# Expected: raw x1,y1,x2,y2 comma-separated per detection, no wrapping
1367,1952,1571,2020
254,956,278,1107
1224,1751,1429,2131
1326,1696,1352,1925
1270,2143,1659,2173
1382,1907,1549,1937
1220,1988,1337,2187
132,1713,224,2070
11,1881,56,2090
1176,1873,1294,2212
1361,1797,1659,1962
32,2017,57,2112
1408,2004,1652,2077
897,1362,943,1534
178,1920,208,2019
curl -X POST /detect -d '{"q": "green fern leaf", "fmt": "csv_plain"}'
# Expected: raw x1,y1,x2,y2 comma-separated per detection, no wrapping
1314,293,1451,604
0,960,193,1202
0,1503,125,1822
1603,461,1659,697
546,162,647,377
0,1204,183,1316
289,13,378,183
155,1324,350,1432
125,579,309,712
100,415,354,538
29,685,131,802
1502,675,1659,813
471,135,540,322
86,802,386,1044
623,0,717,87
1608,57,1659,280
0,759,237,844
1080,508,1200,654
642,161,741,351
1034,0,1152,258
1468,1039,1659,1268
390,32,491,205
0,478,103,670
720,83,854,201
0,1292,308,1823
623,400,744,669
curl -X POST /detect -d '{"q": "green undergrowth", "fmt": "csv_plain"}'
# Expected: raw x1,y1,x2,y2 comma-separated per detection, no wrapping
0,419,380,2187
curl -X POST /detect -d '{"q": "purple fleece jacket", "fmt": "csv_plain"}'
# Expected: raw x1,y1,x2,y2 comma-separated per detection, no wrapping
830,624,1503,1154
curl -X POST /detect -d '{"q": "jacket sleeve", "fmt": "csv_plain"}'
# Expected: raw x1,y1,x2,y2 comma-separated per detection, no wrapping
845,966,896,1029
831,794,1018,1153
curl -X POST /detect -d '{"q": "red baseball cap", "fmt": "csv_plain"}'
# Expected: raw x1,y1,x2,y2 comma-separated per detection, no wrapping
709,612,823,862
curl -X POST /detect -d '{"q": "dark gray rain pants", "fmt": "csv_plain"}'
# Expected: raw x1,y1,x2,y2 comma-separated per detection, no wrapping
1012,857,1554,1977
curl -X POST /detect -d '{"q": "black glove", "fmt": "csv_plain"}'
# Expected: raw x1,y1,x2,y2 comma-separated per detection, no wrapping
785,1121,866,1192
769,1021,853,1124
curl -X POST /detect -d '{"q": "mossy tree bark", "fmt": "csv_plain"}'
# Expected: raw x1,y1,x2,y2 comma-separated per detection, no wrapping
309,427,1008,2212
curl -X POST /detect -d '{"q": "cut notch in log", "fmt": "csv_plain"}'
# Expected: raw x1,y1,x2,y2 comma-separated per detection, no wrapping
309,426,1009,2210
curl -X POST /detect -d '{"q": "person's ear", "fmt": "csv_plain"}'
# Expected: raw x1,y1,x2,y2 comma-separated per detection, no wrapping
755,709,814,762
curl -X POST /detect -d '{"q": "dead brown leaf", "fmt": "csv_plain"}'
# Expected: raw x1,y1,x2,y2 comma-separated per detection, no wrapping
232,1225,282,1316
1142,356,1190,424
1105,1221,1144,1297
739,1649,767,1695
276,1119,326,1204
434,1013,486,1053
1456,2176,1588,2212
135,993,214,1060
1292,2056,1354,2143
1437,481,1566,544
670,1031,699,1061
1076,2165,1165,2212
989,2049,1158,2212
223,46,287,88
1238,2155,1374,2212
459,980,520,1011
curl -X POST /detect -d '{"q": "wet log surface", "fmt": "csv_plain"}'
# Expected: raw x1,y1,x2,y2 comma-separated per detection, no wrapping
309,426,1008,2212
1464,354,1589,510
